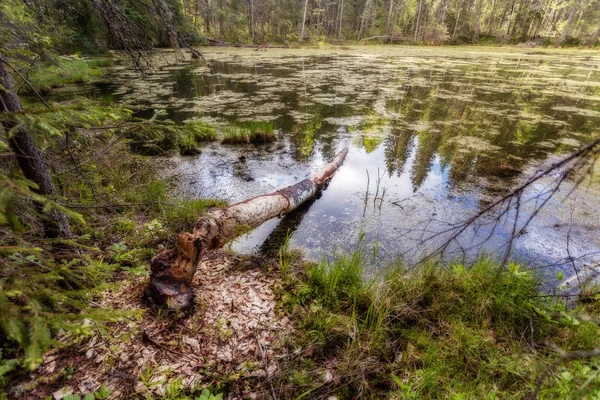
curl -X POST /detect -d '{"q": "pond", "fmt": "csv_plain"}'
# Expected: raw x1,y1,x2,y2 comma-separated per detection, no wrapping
96,46,600,280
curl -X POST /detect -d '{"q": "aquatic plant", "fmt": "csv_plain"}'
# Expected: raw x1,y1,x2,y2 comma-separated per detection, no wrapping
221,127,251,144
220,125,277,145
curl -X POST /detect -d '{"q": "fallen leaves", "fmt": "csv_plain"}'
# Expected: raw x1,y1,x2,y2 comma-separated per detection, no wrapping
13,251,292,400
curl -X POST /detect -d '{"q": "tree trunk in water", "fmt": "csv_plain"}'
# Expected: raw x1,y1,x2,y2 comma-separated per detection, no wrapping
300,0,309,41
0,56,72,239
145,148,349,311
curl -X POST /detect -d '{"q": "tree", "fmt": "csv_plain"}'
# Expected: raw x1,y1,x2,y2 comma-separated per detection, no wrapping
0,56,72,238
300,0,309,40
561,0,579,43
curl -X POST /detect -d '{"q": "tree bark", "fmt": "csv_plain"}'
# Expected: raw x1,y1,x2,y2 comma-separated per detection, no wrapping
453,4,461,39
338,0,345,39
561,0,578,43
145,148,348,311
414,0,423,42
249,0,255,42
300,0,309,41
359,0,373,40
386,0,395,35
0,55,72,239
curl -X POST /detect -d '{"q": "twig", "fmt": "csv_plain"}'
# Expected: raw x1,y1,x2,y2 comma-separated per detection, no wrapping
142,329,185,357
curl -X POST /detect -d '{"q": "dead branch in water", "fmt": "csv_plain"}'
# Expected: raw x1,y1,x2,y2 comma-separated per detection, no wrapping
145,148,349,311
413,138,600,267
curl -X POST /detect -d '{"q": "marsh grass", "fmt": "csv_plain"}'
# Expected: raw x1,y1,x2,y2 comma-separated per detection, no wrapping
123,115,217,155
221,122,277,145
221,127,251,144
26,58,112,94
276,249,600,399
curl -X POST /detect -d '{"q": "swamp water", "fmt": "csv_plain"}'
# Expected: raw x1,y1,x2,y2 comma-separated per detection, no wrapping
97,46,600,280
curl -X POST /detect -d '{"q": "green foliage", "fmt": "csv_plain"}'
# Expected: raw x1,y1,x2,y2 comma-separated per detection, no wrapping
24,58,110,95
9,99,132,148
57,384,112,400
278,251,600,399
0,252,125,374
0,96,226,388
123,112,217,155
195,388,223,400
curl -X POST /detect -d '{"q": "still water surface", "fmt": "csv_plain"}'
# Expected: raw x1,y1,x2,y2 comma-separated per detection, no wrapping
97,46,600,278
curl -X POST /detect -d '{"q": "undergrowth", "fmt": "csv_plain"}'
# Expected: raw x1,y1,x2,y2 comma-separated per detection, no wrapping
274,247,600,399
0,98,225,390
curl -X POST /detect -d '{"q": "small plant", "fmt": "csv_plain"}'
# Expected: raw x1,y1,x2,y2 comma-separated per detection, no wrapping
216,318,233,341
164,377,185,399
279,229,293,281
195,388,223,400
61,364,76,380
109,241,134,265
138,362,157,388
59,384,112,400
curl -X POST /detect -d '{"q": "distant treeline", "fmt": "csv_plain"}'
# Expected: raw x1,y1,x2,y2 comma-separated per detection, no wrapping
182,0,600,46
2,0,599,57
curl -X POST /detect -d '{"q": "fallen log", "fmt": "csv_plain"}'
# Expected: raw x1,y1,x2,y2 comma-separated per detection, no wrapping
207,38,289,49
359,35,408,42
145,148,349,311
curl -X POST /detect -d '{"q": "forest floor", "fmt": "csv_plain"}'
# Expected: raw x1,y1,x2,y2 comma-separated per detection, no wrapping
9,245,600,400
10,251,291,399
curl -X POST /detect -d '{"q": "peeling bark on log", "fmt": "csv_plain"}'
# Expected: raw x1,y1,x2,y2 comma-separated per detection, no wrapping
145,148,348,311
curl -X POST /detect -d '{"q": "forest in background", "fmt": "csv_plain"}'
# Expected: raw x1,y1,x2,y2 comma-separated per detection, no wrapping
183,0,600,45
2,0,599,56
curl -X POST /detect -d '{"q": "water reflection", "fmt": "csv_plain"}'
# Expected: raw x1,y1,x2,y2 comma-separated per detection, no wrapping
98,47,600,277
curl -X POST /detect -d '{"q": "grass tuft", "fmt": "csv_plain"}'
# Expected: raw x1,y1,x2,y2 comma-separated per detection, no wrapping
221,121,277,145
